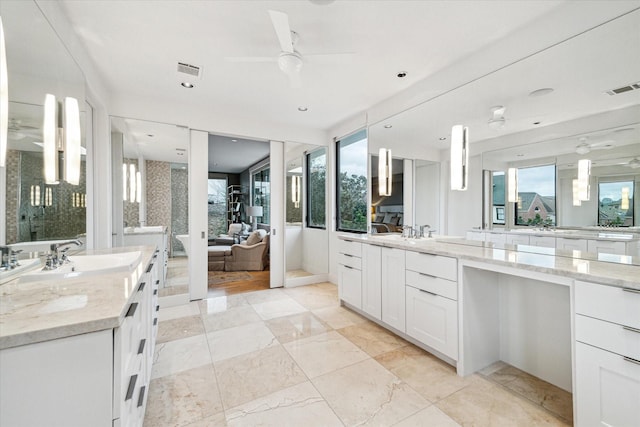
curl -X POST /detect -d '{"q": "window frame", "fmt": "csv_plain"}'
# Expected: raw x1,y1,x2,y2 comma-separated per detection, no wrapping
597,178,635,227
513,163,557,227
335,129,368,234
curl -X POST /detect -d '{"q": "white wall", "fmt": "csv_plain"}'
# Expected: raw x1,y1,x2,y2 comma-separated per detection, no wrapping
303,228,329,275
285,225,303,271
446,155,483,236
415,161,440,230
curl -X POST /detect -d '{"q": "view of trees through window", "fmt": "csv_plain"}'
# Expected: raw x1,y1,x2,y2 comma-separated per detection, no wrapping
598,180,634,226
307,148,326,228
515,164,556,226
207,178,227,237
337,130,368,232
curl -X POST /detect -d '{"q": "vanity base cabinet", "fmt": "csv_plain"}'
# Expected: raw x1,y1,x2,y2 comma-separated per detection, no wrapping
575,342,640,426
338,263,362,309
362,244,382,320
405,285,458,359
381,248,406,332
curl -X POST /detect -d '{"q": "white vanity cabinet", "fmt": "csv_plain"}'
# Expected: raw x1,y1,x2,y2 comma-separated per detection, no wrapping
124,229,168,287
528,235,556,248
362,244,383,320
587,239,627,256
505,233,530,245
337,239,363,309
380,247,406,332
574,281,640,426
405,251,458,360
556,237,588,252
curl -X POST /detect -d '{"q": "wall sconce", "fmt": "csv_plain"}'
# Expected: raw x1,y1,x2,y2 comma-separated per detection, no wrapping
72,192,86,208
43,94,82,185
45,187,52,206
291,175,301,208
450,125,468,191
378,148,392,196
577,159,591,201
246,205,263,231
30,185,41,207
572,179,582,206
507,167,518,203
122,161,139,203
621,186,630,210
0,16,8,168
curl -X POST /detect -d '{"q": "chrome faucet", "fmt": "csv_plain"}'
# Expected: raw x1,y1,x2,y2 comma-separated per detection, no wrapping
46,240,83,270
0,246,10,270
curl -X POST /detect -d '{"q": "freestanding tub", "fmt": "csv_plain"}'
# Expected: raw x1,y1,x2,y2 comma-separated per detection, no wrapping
176,234,189,256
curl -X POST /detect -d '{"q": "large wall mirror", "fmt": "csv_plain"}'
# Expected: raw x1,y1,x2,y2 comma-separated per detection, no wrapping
2,0,87,245
110,117,189,302
285,142,328,285
366,7,639,237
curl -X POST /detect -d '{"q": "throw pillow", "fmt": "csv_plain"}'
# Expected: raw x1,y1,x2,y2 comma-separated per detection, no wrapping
383,213,395,224
389,216,400,226
374,214,385,223
246,231,262,246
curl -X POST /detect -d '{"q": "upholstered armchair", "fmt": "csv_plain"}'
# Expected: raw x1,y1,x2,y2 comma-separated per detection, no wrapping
224,231,270,271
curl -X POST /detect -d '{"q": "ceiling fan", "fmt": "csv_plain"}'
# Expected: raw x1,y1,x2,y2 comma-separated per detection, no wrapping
225,10,350,88
575,137,615,155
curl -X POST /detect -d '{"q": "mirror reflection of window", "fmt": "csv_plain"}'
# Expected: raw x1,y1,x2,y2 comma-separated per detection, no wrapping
252,166,270,225
306,148,326,229
336,129,368,233
370,155,404,233
514,164,556,226
492,171,505,225
598,180,634,226
208,178,227,237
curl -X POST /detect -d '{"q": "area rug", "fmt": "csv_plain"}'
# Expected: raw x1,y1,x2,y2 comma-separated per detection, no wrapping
208,271,252,286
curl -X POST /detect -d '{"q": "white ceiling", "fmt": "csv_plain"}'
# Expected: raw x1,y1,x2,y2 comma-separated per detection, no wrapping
58,0,575,132
208,135,270,173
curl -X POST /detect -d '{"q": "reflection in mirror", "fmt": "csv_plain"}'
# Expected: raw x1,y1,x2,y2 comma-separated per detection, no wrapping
285,143,328,285
2,0,87,245
111,117,189,304
414,160,440,232
370,155,404,233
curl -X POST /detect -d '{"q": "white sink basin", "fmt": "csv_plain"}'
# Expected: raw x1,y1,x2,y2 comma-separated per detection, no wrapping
125,226,165,233
18,251,142,283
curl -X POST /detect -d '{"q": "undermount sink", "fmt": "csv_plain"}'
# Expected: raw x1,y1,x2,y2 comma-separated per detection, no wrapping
125,226,165,233
18,251,143,283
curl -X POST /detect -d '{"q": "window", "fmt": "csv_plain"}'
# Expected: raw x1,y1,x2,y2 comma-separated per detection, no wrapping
492,171,505,225
252,166,270,225
306,147,326,228
514,164,556,226
336,129,368,232
207,178,227,237
598,180,634,226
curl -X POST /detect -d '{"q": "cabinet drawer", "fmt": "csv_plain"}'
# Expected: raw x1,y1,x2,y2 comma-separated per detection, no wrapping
587,239,626,256
338,252,362,270
338,238,362,257
576,314,640,359
406,270,457,300
339,264,362,309
575,281,640,329
405,251,457,281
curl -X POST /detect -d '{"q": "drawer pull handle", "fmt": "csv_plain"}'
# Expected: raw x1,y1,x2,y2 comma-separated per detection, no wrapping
155,279,160,285
418,272,437,279
156,305,160,312
137,339,146,354
622,287,640,294
153,289,158,296
138,282,146,292
153,318,158,326
420,252,436,256
146,263,154,273
125,303,138,318
125,374,138,401
623,356,640,366
623,325,640,334
343,253,354,258
344,265,354,270
137,386,146,408
344,239,353,243
372,244,384,248
418,288,437,296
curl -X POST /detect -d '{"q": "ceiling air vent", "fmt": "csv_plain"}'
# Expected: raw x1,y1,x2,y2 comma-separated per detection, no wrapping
177,62,201,78
605,81,640,96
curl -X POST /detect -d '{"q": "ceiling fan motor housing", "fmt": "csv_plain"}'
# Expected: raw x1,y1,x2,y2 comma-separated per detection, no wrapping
278,51,303,74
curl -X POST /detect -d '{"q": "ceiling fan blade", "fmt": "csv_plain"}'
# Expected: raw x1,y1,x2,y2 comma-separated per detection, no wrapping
224,56,276,63
268,10,294,53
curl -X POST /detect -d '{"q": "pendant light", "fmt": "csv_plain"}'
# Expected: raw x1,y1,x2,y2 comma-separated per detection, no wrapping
621,187,630,210
379,148,392,196
450,125,468,191
507,168,518,203
572,179,582,206
291,175,301,208
577,159,591,201
43,94,82,185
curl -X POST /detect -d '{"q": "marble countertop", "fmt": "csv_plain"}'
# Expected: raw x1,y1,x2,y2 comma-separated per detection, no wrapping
340,234,640,290
124,225,167,235
469,228,640,242
0,246,156,350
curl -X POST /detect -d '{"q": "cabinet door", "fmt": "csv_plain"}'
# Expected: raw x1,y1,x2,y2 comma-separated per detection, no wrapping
362,244,382,320
338,264,362,309
587,239,626,256
576,342,640,426
381,248,406,332
556,237,588,252
405,285,458,360
529,235,556,248
505,234,530,245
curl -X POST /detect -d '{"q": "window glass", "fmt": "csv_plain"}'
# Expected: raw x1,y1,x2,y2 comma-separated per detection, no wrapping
307,148,326,228
598,180,634,226
252,167,270,225
336,129,368,232
208,178,227,237
515,164,556,226
492,171,505,225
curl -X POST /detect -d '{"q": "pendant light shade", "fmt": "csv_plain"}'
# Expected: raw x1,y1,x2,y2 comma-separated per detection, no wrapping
30,185,41,207
136,171,142,203
129,163,136,203
378,148,392,196
63,97,81,185
0,16,8,168
122,163,128,201
577,159,591,201
291,175,301,208
507,168,518,203
621,187,630,210
43,94,58,184
572,179,582,206
450,125,469,191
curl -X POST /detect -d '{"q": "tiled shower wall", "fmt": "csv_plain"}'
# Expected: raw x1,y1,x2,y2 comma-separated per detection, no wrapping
171,167,188,254
145,160,172,230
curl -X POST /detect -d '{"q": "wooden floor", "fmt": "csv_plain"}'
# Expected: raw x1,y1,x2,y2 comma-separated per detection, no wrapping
207,270,270,297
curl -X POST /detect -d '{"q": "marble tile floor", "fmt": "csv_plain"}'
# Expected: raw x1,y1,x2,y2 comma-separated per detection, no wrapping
144,283,571,427
160,256,190,297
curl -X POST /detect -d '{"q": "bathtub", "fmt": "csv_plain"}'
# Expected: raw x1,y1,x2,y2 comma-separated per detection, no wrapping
176,234,189,256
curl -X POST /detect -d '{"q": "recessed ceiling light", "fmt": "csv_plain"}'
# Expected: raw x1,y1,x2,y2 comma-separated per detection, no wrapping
298,106,308,112
384,124,392,129
439,137,447,141
181,82,194,88
396,71,407,78
529,88,554,97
